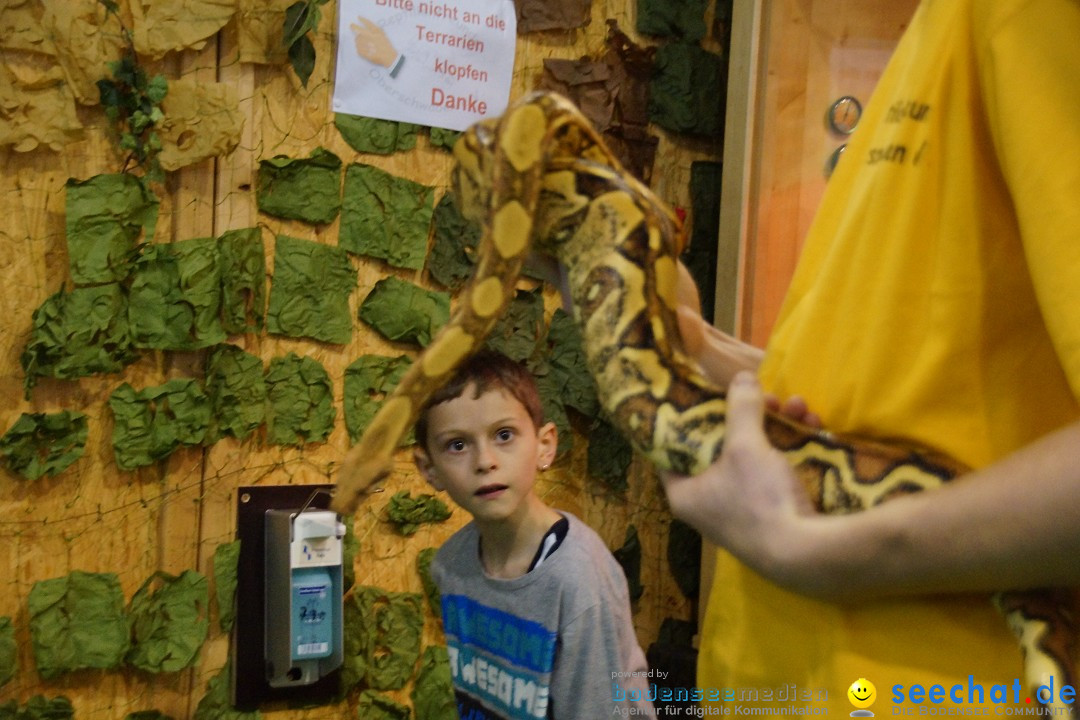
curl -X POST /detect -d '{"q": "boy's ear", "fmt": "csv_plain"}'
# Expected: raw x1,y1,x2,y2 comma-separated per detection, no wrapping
413,447,444,491
536,421,558,470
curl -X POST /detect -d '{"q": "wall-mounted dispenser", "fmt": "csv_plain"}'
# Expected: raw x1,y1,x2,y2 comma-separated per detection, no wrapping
264,507,345,687
233,484,345,710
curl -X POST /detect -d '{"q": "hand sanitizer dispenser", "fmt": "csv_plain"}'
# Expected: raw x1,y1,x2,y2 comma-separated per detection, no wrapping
264,508,345,687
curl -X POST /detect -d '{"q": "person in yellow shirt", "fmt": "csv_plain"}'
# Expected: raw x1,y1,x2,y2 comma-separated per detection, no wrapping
664,0,1080,714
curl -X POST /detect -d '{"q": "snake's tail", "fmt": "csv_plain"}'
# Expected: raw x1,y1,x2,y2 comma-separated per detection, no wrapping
994,588,1078,715
332,395,412,514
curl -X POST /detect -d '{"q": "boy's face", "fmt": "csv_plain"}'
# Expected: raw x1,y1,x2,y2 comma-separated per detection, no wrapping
414,383,557,525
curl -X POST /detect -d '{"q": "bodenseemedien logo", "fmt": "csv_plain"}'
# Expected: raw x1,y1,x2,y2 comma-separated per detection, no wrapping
849,678,877,717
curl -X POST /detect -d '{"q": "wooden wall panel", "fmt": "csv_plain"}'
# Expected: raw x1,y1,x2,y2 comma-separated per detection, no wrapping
0,122,208,720
736,0,919,346
1,0,723,716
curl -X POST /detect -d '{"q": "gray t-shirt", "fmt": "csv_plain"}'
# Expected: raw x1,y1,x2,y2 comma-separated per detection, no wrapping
432,512,656,719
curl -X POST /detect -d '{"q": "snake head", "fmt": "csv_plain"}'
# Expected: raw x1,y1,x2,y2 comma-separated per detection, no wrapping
451,117,498,223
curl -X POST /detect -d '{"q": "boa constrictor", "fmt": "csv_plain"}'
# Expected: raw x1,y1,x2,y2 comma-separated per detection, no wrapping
333,91,1076,712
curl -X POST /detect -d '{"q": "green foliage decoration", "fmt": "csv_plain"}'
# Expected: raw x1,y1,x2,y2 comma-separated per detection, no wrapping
0,617,14,688
284,0,330,87
96,1,168,182
0,696,74,720
386,491,451,536
125,570,209,674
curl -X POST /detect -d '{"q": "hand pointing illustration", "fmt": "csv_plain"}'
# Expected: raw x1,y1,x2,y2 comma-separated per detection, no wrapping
351,17,401,71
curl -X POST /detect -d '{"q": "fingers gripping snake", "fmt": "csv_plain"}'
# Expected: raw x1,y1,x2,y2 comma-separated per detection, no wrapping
333,91,1077,710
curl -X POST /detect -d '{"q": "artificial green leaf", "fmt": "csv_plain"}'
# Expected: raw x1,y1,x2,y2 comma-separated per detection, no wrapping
125,712,173,720
218,227,266,334
0,617,15,688
0,411,88,481
426,193,480,290
427,127,461,151
65,173,159,284
173,237,227,346
340,600,367,694
416,548,440,619
335,114,419,155
342,518,358,593
282,1,314,47
544,308,600,418
128,244,192,349
385,491,450,536
98,80,122,112
649,41,726,137
288,36,316,86
266,235,356,344
340,163,435,270
21,284,138,395
205,345,266,442
484,288,545,363
265,353,335,445
534,368,573,458
656,617,696,647
636,0,708,40
129,238,226,350
668,519,702,598
194,662,261,720
587,416,633,491
343,355,412,444
146,75,169,104
108,379,211,470
342,586,423,691
256,147,341,223
358,277,449,347
612,525,644,602
355,690,411,720
212,540,240,633
0,696,74,720
96,44,168,179
411,646,456,720
28,571,131,679
683,161,722,324
127,570,209,673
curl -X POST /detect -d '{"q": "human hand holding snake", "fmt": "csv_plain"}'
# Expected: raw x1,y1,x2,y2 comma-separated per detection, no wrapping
660,372,821,579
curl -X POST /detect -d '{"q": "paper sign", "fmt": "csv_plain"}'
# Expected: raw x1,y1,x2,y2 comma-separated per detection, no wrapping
333,0,516,131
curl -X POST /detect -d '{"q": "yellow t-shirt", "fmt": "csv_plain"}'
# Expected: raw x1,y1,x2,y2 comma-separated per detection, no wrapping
699,0,1080,714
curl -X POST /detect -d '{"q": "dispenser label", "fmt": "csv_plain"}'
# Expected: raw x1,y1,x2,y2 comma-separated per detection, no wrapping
292,569,333,659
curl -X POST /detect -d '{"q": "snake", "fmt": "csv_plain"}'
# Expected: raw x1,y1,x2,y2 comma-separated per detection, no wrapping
332,91,1077,711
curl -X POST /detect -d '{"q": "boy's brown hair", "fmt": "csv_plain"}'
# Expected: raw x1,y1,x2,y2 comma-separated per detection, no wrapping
414,350,545,451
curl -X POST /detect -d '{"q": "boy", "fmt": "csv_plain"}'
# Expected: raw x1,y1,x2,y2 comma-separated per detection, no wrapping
414,350,655,719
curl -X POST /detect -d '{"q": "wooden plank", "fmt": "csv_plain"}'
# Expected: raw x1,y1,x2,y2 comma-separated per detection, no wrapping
717,0,764,337
738,0,919,346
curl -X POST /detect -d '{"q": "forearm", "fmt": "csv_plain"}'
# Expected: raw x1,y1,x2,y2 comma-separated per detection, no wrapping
675,306,764,385
761,420,1080,601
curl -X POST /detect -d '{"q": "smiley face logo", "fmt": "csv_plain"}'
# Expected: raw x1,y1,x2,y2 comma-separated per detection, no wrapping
848,678,877,709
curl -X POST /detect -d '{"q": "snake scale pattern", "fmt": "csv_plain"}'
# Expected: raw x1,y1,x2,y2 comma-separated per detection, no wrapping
333,91,1076,712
